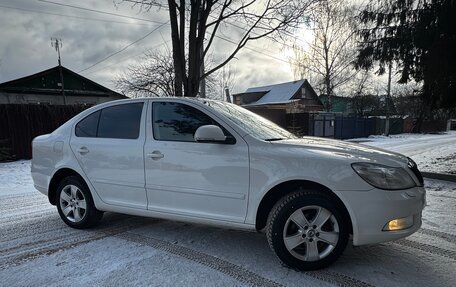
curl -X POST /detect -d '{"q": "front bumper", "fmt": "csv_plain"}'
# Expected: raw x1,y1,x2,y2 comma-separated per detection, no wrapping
339,186,426,246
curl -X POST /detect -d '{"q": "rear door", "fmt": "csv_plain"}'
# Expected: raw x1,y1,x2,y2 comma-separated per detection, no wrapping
144,100,250,223
70,100,148,209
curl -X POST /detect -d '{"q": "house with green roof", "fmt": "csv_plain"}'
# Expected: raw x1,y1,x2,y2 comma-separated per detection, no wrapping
0,66,126,105
319,95,354,114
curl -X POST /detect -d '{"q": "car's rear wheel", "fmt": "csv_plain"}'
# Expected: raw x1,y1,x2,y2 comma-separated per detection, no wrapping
56,176,103,229
266,190,349,270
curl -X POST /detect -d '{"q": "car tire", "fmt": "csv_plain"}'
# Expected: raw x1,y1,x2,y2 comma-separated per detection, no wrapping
266,190,349,270
56,175,103,229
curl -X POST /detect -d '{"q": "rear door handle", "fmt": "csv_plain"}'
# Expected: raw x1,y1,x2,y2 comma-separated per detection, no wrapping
77,147,89,155
147,151,164,160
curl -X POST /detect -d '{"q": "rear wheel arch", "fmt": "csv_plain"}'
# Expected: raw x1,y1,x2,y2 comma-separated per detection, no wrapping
48,168,87,205
255,180,353,235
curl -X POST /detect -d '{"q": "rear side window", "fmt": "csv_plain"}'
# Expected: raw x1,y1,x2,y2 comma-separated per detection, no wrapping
75,111,100,138
75,103,144,139
98,103,143,139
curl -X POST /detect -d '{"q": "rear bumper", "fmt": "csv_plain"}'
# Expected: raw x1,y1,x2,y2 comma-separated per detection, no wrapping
340,186,426,246
34,184,48,196
31,163,50,197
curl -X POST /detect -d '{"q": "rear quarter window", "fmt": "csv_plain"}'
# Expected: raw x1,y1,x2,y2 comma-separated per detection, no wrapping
75,110,100,138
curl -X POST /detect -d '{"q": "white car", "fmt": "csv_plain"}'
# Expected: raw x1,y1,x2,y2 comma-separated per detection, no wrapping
32,98,426,270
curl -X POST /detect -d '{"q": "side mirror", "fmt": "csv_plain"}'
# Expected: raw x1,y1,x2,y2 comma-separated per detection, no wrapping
194,125,226,143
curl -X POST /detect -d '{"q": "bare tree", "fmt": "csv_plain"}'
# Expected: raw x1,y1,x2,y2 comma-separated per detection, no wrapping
347,69,375,97
212,64,237,101
391,81,423,118
291,0,358,110
121,0,318,98
116,49,233,99
116,49,175,97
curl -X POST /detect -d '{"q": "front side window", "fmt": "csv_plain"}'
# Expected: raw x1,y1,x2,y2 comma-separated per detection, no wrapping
75,103,143,139
153,102,225,142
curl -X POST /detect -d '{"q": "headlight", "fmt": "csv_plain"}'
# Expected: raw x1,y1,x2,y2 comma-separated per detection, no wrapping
352,162,416,190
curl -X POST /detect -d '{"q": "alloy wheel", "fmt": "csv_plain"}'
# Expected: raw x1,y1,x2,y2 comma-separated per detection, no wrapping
59,184,87,223
282,205,339,262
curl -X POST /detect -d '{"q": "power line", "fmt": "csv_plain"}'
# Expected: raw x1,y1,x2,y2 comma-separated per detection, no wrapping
80,26,290,75
214,35,290,64
78,22,168,73
37,0,301,59
36,1,294,71
0,4,155,26
38,0,164,24
87,36,290,77
209,15,301,52
84,40,172,76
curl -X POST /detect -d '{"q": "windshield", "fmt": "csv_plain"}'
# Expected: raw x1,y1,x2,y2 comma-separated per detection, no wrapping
203,100,297,141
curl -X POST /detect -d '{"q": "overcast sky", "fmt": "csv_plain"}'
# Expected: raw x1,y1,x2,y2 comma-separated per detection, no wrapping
0,0,302,97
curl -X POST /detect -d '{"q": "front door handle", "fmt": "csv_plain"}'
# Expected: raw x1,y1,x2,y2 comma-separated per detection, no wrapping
77,147,89,155
147,151,164,160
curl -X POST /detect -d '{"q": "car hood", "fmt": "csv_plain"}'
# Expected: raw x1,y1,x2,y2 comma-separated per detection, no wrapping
272,137,409,167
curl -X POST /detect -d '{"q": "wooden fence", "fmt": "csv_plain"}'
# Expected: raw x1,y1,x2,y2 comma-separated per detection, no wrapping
0,104,89,161
0,104,449,161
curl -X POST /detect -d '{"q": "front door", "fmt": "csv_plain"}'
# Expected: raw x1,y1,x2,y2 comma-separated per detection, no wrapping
70,101,148,209
144,101,249,223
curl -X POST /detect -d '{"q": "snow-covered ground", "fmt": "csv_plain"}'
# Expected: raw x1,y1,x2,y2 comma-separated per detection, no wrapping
349,131,456,175
1,152,456,286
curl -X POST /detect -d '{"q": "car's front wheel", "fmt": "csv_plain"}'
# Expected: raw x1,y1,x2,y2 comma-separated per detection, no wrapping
56,176,103,229
266,190,349,270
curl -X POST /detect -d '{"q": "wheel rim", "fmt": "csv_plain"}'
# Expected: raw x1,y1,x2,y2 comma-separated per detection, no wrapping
283,205,339,262
59,185,87,223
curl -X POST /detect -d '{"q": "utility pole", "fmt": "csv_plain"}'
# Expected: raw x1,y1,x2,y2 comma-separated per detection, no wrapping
199,47,206,98
385,61,392,136
198,4,206,98
224,87,231,103
51,38,66,105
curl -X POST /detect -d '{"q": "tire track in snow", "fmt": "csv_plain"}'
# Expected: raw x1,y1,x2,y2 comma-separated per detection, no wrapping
417,228,456,244
1,192,374,287
0,217,155,270
393,239,456,260
0,209,55,227
1,216,64,242
430,194,456,200
0,193,45,207
0,200,49,212
1,209,376,287
117,232,376,287
303,271,375,287
0,193,54,225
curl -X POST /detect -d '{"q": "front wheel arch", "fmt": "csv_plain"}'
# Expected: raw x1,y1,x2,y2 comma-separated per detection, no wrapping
266,190,350,270
255,180,353,235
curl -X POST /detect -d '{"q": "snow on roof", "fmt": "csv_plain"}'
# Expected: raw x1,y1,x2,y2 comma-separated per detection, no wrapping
244,79,305,105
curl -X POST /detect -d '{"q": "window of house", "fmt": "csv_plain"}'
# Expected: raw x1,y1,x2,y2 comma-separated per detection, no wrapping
301,87,307,99
75,103,143,139
152,102,232,142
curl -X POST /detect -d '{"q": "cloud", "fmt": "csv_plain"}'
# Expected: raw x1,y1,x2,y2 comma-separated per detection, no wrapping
0,0,294,93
